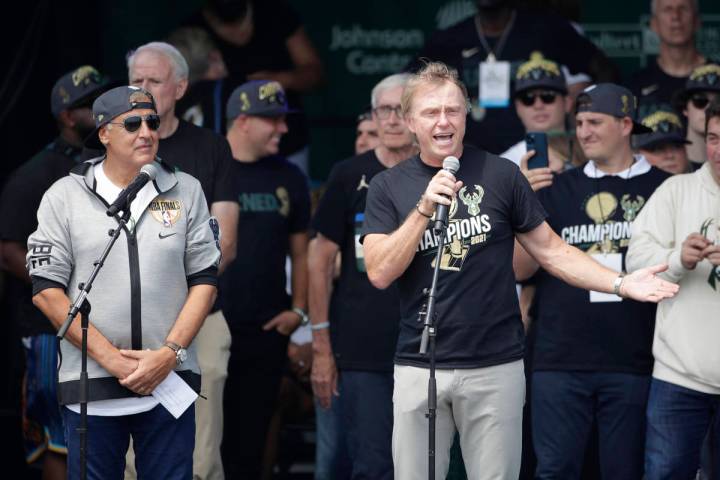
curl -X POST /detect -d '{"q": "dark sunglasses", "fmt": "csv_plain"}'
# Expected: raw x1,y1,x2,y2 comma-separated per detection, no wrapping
109,114,161,133
518,91,559,106
690,95,711,110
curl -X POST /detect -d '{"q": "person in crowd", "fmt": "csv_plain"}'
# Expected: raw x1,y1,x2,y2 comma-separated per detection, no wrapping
502,54,585,188
354,110,380,155
185,0,324,174
514,83,671,479
361,61,677,479
627,98,720,480
167,27,228,86
635,109,693,174
220,79,310,479
409,0,617,154
676,63,720,166
310,73,416,479
627,0,706,118
0,65,107,480
123,41,239,480
28,85,220,479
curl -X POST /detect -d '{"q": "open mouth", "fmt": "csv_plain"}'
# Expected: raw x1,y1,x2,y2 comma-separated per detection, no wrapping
433,133,454,145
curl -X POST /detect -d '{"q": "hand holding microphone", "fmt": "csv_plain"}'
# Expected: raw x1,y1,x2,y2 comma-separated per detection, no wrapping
418,156,462,232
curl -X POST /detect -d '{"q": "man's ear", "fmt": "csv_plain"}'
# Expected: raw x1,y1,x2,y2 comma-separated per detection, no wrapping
98,125,111,146
176,77,189,101
57,109,74,129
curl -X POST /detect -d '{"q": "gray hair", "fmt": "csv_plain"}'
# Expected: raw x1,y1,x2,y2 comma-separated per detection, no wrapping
371,73,412,109
127,41,189,82
650,0,698,15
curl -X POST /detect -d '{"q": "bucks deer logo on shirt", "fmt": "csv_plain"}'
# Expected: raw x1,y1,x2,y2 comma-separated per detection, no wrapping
459,185,484,216
620,194,645,222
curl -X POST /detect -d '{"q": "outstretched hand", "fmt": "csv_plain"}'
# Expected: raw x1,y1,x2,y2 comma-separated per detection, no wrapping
620,264,679,303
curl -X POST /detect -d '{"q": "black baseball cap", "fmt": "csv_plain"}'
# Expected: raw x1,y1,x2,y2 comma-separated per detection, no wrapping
634,110,691,150
513,53,567,96
674,63,720,108
576,83,652,134
85,86,157,149
50,65,108,118
226,80,295,121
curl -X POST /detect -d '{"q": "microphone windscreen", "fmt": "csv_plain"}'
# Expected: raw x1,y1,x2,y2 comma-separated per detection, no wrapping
140,163,159,180
443,156,460,174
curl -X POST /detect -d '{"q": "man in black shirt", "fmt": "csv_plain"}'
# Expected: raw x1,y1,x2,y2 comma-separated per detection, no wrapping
310,74,416,479
408,0,617,154
626,0,706,120
126,41,239,480
515,83,671,479
362,62,677,479
220,79,311,478
0,65,106,480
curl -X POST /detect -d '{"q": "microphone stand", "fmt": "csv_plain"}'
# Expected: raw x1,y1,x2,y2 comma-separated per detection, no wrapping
418,221,448,480
57,207,132,480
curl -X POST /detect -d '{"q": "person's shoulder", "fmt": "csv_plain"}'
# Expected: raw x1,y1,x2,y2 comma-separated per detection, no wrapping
176,119,226,143
174,170,204,192
331,150,378,176
468,145,517,174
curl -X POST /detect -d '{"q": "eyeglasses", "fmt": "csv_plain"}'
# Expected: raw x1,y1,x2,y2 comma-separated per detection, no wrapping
518,91,559,107
108,114,161,133
690,95,711,110
373,105,403,120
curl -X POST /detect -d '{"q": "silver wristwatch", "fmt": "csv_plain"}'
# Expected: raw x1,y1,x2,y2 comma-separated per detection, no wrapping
164,341,187,366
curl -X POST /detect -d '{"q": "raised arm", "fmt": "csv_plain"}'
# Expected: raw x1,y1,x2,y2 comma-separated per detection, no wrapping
517,221,678,302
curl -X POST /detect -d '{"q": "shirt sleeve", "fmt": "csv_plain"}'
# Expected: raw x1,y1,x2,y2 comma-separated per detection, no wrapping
211,136,237,203
288,167,311,234
26,184,74,291
311,163,347,246
626,178,685,282
184,178,222,277
360,173,398,242
511,167,547,233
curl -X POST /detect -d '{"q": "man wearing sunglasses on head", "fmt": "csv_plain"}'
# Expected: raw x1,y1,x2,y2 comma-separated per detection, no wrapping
676,63,720,168
0,65,107,480
27,86,221,479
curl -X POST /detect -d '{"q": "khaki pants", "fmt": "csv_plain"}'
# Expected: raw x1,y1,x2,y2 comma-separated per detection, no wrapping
392,360,525,480
125,311,232,480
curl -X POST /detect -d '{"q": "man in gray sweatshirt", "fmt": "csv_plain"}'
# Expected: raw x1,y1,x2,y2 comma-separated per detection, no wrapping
27,86,220,479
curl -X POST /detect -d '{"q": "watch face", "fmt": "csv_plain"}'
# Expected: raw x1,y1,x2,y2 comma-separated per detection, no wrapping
178,348,188,364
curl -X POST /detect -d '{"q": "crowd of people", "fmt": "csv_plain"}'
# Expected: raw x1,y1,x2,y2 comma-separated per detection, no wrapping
1,0,719,479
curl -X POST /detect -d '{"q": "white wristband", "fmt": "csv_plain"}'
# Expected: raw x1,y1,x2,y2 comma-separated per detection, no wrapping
311,322,330,331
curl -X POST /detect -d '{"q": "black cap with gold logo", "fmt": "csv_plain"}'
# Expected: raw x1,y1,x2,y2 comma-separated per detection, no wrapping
50,65,107,118
84,86,157,149
576,83,652,134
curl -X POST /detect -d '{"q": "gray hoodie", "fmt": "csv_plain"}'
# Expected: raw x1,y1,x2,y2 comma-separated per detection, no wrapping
27,157,220,404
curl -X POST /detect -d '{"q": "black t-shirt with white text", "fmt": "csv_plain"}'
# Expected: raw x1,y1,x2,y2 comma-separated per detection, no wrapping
531,165,671,374
312,150,401,372
219,155,310,332
362,145,546,368
0,137,82,336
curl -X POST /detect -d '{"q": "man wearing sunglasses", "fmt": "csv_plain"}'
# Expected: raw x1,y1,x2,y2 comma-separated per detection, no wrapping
502,54,576,191
27,86,221,479
514,83,671,478
676,63,720,168
0,65,107,480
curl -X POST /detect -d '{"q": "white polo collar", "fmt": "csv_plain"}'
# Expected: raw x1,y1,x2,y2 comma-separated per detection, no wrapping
583,154,651,179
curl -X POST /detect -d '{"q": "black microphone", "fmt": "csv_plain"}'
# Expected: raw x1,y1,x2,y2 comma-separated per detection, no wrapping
106,164,158,217
433,156,460,232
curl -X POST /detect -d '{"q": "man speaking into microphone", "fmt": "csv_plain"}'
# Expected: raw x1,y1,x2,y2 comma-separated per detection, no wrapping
27,86,220,479
361,62,679,479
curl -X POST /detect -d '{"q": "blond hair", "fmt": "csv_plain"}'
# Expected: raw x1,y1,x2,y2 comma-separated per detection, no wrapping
401,61,469,117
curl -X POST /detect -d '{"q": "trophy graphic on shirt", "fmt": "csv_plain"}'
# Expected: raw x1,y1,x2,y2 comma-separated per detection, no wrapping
584,192,618,255
431,197,470,272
